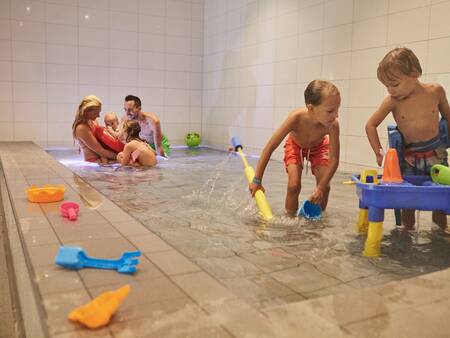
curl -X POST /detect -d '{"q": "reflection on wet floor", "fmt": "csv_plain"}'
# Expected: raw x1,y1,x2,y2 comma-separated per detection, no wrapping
49,147,450,310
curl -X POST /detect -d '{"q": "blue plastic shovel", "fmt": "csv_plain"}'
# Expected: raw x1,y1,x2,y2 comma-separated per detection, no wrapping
55,246,141,274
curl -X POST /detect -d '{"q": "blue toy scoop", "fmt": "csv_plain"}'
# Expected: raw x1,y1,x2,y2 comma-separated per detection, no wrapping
55,246,141,274
297,200,322,220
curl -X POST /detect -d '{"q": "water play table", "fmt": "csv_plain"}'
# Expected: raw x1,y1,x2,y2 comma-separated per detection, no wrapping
352,174,450,257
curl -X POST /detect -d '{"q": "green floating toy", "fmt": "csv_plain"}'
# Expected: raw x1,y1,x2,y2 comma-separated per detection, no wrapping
185,132,201,147
431,164,450,185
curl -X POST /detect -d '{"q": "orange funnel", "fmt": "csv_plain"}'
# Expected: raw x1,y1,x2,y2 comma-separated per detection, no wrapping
381,149,403,183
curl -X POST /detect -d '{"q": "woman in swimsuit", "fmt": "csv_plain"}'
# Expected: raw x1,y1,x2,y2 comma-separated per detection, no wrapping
117,120,157,167
72,95,118,163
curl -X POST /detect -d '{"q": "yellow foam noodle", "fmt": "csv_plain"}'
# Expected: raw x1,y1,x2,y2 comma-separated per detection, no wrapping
235,148,273,220
355,208,369,233
255,190,274,220
363,221,383,257
68,285,130,329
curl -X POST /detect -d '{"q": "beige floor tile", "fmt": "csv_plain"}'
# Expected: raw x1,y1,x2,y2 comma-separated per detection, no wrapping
171,271,236,306
67,237,138,259
79,256,164,288
129,233,173,253
145,250,201,276
27,244,61,267
54,223,121,243
110,220,150,236
34,265,84,295
52,329,113,337
23,228,59,246
46,212,109,227
18,216,52,231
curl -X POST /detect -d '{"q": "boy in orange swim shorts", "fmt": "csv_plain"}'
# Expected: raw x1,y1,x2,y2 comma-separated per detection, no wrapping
249,80,341,216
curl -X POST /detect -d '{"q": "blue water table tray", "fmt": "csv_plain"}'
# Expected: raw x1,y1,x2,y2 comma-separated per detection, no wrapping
352,173,450,257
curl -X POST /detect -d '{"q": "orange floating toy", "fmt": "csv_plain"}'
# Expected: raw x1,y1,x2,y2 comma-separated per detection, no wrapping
26,185,65,203
68,285,130,329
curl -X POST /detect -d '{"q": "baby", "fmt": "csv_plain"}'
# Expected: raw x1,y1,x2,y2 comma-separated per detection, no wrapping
104,112,122,139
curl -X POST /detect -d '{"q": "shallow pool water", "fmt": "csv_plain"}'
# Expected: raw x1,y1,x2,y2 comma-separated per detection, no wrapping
49,147,450,309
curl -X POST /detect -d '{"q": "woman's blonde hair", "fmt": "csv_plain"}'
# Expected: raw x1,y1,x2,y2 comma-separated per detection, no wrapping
72,95,102,138
377,47,422,84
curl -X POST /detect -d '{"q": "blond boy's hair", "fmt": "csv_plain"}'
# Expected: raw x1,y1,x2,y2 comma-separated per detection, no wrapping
304,80,340,106
377,47,422,84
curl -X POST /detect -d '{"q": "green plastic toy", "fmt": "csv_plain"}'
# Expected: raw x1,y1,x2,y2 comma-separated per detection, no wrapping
185,132,201,147
431,164,450,185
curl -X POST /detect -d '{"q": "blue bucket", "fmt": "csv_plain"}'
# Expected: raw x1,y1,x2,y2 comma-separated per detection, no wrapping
297,200,322,220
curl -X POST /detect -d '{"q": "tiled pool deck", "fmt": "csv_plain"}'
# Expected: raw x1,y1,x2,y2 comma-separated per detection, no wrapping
1,141,450,338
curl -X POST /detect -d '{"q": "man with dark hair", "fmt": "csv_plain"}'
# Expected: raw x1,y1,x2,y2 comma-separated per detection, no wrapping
123,95,170,157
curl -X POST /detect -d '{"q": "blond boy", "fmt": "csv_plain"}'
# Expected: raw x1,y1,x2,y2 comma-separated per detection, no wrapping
366,47,450,230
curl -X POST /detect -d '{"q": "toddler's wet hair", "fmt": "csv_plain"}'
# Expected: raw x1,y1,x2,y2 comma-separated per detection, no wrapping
124,120,141,142
304,80,339,106
377,47,422,83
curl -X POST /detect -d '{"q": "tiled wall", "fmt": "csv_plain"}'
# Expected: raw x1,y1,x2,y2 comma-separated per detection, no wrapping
202,0,450,170
0,0,203,147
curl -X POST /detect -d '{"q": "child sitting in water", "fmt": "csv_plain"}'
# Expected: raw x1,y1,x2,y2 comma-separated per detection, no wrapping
249,80,341,216
117,120,157,167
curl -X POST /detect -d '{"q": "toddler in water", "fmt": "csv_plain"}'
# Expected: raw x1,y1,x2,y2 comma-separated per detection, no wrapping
117,120,157,167
249,80,341,216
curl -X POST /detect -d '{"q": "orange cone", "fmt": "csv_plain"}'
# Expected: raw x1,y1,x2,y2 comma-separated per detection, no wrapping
382,149,403,183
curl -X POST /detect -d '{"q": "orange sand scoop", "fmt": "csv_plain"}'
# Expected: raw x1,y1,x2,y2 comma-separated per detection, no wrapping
381,149,403,183
68,285,130,329
26,185,65,203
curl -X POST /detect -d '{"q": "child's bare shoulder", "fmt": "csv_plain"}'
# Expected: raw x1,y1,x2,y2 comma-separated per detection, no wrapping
423,82,444,95
288,107,308,119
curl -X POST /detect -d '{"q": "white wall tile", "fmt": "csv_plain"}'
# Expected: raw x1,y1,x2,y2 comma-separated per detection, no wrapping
139,51,165,70
14,102,46,122
47,64,77,84
139,0,166,16
165,18,191,37
78,0,108,10
11,1,45,22
167,0,191,20
12,41,45,63
138,69,165,87
46,44,77,64
11,21,45,43
0,102,13,122
350,47,387,79
109,49,137,68
428,37,450,73
0,40,12,61
0,0,10,20
324,0,353,28
165,36,191,55
79,27,108,48
387,7,430,44
110,11,138,32
13,82,47,102
47,83,78,103
139,33,165,52
78,65,109,85
352,16,387,50
14,122,47,142
110,0,138,13
322,52,351,80
47,103,77,122
322,24,352,54
165,71,189,89
353,0,388,21
78,46,109,66
389,0,432,13
0,82,13,101
0,122,13,140
348,79,384,107
299,4,323,33
78,8,109,29
430,1,450,39
0,61,11,81
298,30,322,57
297,56,322,83
47,24,77,45
46,3,78,25
109,68,137,86
139,15,165,35
12,62,46,82
0,19,10,40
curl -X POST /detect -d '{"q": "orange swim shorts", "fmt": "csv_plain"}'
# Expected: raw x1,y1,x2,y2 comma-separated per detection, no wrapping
283,135,329,174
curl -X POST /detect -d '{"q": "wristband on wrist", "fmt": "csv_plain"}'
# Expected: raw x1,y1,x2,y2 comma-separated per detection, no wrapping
252,177,262,185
